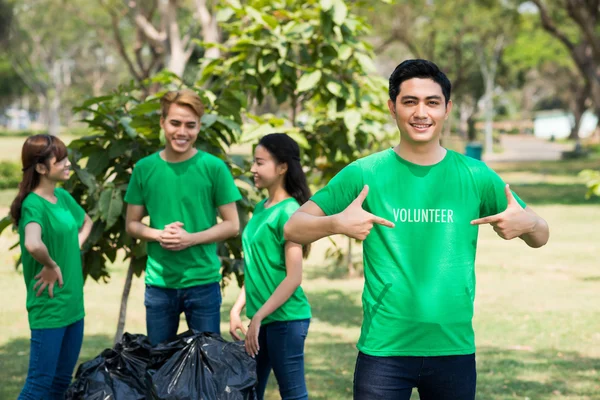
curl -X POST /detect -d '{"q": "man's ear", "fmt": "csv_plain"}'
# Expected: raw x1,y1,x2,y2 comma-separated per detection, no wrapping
387,99,396,116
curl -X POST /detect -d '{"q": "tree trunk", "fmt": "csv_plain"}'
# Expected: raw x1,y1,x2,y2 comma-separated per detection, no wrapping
196,0,221,60
114,256,136,345
346,237,356,278
165,0,189,77
483,77,495,156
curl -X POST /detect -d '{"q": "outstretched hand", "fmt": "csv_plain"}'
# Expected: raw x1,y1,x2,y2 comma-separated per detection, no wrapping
471,184,536,240
335,185,395,240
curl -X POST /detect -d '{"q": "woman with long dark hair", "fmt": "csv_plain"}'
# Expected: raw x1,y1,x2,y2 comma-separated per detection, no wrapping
229,133,312,400
11,134,92,400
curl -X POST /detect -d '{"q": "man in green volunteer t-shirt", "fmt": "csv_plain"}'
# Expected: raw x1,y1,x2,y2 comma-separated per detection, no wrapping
125,89,242,346
284,59,550,400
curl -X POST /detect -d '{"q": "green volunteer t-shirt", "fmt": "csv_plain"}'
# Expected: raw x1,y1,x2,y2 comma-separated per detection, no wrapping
124,151,242,288
243,198,311,325
19,187,86,330
311,148,526,357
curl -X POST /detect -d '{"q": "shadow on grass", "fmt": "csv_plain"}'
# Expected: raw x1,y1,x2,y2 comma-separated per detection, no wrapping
477,347,600,398
308,289,363,328
510,183,600,205
0,334,112,400
582,276,600,282
306,261,362,280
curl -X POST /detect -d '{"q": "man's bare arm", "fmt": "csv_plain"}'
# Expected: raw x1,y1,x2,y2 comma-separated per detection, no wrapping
125,204,161,242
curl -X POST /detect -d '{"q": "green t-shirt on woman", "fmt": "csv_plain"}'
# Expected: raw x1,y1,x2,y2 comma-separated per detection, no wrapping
243,198,311,325
311,149,526,357
19,187,86,330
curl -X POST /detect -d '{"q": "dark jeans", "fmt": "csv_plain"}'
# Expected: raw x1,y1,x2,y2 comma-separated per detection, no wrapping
353,351,476,400
145,282,222,346
255,319,310,400
19,318,84,400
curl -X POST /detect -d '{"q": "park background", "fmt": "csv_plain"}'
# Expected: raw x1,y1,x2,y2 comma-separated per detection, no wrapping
0,0,599,398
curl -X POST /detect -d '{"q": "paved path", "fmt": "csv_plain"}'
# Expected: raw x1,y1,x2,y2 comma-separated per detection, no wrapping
483,135,572,163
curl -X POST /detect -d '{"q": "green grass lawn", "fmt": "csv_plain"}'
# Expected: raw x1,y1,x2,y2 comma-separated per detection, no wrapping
1,202,599,399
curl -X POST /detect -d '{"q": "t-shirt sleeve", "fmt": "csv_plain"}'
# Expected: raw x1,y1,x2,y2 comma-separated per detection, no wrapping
124,164,145,205
57,188,86,227
20,202,44,230
310,162,364,216
478,166,527,218
213,160,242,207
277,201,300,245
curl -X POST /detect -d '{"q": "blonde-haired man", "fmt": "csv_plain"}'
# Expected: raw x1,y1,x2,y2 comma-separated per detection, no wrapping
125,89,241,345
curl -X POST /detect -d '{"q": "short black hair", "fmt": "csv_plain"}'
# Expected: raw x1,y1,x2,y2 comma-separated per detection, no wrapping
388,59,451,105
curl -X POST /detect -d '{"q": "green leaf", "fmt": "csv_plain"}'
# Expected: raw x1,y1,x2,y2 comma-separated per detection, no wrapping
246,7,277,29
0,215,12,234
240,123,280,143
354,52,376,72
326,81,343,97
201,114,219,129
81,95,113,109
320,0,334,11
119,117,138,138
108,140,129,160
332,0,348,25
99,188,123,229
86,152,109,176
130,101,161,116
297,70,322,92
75,168,97,192
216,116,242,135
284,131,310,149
338,44,352,61
216,7,236,22
344,109,362,146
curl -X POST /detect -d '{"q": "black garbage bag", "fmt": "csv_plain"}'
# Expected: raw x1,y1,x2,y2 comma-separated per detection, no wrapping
146,330,257,400
65,333,153,400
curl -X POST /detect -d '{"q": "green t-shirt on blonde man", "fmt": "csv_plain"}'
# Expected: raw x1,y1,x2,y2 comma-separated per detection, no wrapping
124,151,242,288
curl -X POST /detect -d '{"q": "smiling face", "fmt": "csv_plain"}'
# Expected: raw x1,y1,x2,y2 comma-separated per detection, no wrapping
387,77,452,145
160,103,201,156
250,145,287,190
37,155,71,182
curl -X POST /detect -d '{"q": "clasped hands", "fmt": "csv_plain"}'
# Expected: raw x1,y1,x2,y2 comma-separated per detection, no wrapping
158,221,196,251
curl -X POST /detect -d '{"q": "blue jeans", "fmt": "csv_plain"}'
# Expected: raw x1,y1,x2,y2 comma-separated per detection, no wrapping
145,282,222,346
353,351,476,400
255,319,310,400
19,318,84,400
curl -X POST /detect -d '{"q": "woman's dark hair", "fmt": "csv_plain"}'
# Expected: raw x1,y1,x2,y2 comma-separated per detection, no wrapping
10,134,68,226
258,133,312,257
389,59,452,105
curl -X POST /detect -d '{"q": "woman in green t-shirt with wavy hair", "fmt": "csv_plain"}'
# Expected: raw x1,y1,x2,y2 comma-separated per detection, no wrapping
230,133,312,400
10,134,92,400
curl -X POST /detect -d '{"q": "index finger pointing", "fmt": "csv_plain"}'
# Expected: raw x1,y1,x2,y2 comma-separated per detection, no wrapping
470,215,500,225
371,215,395,228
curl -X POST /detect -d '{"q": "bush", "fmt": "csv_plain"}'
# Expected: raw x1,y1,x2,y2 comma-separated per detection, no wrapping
0,129,46,137
0,161,21,189
0,127,95,138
